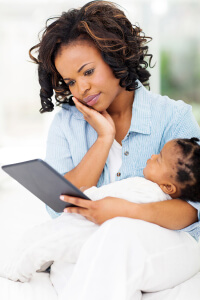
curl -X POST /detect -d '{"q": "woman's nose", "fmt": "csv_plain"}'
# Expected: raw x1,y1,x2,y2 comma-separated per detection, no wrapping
77,79,90,96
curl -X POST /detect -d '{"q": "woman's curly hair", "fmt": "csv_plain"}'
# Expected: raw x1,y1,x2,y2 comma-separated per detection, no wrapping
29,0,153,113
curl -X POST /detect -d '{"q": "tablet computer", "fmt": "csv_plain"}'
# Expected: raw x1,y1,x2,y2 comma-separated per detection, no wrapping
2,159,91,213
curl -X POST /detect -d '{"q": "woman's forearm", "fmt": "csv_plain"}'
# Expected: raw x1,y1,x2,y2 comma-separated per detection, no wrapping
64,136,113,189
128,199,198,230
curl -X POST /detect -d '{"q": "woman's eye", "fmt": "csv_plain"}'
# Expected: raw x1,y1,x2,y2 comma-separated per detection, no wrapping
84,68,94,76
65,69,94,86
67,80,75,87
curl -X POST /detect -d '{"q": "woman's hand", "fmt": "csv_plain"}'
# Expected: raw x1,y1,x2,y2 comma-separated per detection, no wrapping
60,195,198,229
60,195,132,225
73,97,116,140
62,97,117,188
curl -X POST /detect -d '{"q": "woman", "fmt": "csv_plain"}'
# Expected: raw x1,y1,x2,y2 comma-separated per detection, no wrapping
30,1,200,299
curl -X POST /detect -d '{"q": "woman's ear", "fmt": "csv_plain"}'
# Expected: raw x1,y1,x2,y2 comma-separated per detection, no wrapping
159,183,177,195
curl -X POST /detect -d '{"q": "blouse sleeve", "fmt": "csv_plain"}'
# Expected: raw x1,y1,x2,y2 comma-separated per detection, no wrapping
45,111,74,218
161,101,200,144
45,112,74,175
172,104,200,139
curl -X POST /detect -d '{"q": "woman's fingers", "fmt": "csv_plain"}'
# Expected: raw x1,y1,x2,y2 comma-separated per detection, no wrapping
60,195,95,220
73,97,103,123
64,206,95,223
72,96,115,139
72,97,92,116
64,206,88,215
60,195,92,208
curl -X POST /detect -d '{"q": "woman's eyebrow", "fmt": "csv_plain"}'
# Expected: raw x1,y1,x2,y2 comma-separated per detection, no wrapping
63,62,94,80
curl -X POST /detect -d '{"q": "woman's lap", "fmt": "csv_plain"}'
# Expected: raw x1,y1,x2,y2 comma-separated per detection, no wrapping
59,217,200,300
142,272,200,300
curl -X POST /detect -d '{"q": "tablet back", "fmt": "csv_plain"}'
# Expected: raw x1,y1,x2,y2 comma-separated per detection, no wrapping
2,159,90,213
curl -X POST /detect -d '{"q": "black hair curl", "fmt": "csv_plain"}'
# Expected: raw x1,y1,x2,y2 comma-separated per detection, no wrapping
29,1,153,113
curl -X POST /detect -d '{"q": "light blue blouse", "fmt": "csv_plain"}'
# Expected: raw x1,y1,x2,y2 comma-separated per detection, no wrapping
45,81,200,240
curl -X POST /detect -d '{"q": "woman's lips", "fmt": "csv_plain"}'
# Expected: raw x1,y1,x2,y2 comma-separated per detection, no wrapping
83,93,101,106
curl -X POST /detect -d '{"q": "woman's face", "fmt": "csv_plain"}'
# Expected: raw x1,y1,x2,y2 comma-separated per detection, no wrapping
54,40,125,112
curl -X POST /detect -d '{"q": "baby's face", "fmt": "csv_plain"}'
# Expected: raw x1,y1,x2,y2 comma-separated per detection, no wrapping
143,140,179,186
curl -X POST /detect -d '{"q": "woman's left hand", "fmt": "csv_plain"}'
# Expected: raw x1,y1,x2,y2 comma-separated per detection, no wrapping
60,195,133,225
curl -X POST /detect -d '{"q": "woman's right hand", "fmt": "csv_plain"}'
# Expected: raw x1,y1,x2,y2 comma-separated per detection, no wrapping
73,97,116,140
64,97,116,188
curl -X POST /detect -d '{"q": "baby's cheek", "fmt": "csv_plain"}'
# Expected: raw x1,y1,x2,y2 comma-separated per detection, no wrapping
143,165,152,180
143,166,147,178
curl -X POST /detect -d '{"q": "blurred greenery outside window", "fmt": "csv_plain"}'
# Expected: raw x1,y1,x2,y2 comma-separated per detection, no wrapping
159,1,200,125
160,49,200,124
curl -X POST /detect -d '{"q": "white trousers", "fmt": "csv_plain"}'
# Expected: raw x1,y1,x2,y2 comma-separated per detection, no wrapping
59,217,200,300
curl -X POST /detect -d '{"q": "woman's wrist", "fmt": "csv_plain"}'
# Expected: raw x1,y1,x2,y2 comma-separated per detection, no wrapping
64,134,114,189
97,135,115,147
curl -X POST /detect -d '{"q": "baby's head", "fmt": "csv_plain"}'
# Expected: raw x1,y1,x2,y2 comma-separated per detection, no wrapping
143,138,200,202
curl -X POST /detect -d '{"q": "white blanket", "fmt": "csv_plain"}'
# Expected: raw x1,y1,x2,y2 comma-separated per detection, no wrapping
0,177,200,300
0,273,58,300
0,177,171,283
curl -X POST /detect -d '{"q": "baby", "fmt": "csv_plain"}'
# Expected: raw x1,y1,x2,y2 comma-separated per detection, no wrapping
1,137,200,284
84,137,200,203
143,137,200,202
143,136,200,202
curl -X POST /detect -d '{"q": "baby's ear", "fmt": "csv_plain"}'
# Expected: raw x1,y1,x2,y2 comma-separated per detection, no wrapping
159,183,177,195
